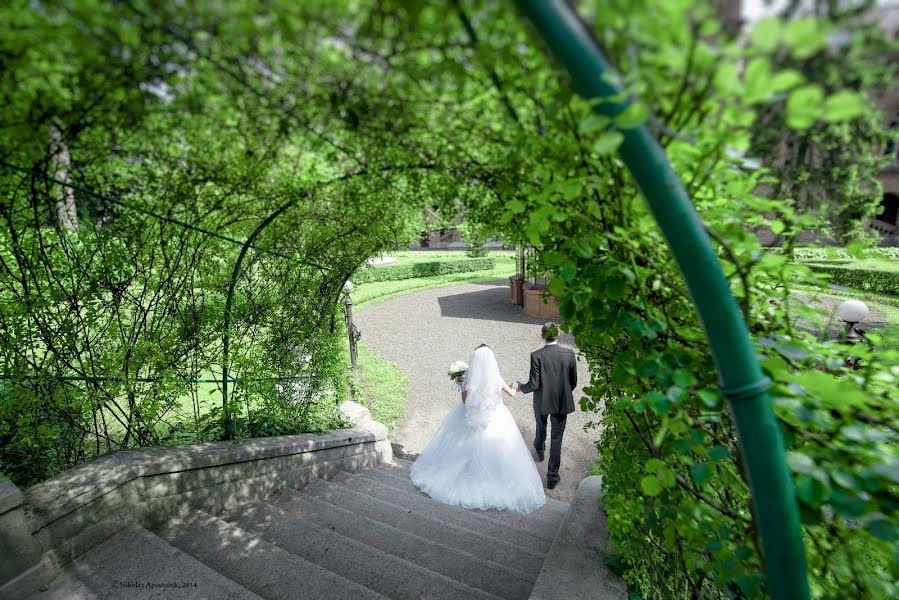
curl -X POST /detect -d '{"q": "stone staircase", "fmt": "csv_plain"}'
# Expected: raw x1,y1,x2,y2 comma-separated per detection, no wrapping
27,459,572,600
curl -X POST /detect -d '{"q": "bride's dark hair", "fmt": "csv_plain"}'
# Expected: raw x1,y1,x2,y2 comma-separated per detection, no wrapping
475,343,490,349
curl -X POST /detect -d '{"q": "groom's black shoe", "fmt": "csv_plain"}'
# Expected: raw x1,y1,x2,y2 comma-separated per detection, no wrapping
547,478,559,490
534,446,544,462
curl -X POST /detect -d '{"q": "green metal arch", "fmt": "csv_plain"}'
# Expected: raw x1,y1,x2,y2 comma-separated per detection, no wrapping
513,2,809,598
221,198,312,437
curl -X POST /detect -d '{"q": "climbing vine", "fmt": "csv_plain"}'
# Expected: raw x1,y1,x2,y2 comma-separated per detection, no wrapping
1,1,896,598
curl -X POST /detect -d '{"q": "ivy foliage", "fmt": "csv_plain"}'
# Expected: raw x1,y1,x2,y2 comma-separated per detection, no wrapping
0,0,442,486
0,1,897,598
448,2,896,598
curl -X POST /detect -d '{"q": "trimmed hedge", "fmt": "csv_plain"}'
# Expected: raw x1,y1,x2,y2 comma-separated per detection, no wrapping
769,247,899,260
806,263,899,294
351,257,496,284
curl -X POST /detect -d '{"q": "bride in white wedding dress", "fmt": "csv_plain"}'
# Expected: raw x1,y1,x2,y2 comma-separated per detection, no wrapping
409,345,546,514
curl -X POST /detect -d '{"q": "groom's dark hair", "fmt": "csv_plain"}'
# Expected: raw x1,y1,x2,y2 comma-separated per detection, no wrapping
541,322,559,342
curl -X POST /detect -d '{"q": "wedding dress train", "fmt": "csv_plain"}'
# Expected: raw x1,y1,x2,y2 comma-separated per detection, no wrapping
410,347,546,514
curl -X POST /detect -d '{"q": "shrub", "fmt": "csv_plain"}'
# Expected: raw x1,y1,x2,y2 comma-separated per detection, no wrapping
351,257,495,284
769,247,899,261
805,264,899,294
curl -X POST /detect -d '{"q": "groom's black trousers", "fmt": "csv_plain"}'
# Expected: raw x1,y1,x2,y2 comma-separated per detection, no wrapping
534,406,567,485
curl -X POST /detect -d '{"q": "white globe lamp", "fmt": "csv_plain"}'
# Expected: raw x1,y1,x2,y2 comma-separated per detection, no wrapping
838,299,868,323
837,299,869,344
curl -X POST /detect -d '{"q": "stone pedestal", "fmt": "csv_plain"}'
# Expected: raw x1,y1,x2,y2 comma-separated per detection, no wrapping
508,276,523,305
523,284,560,318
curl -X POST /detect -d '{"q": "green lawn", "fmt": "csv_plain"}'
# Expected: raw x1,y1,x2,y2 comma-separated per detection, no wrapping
352,344,409,431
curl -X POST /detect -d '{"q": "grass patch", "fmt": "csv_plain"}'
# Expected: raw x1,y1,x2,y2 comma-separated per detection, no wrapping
352,343,408,431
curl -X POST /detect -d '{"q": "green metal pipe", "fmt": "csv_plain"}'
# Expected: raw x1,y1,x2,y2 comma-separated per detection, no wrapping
512,2,809,598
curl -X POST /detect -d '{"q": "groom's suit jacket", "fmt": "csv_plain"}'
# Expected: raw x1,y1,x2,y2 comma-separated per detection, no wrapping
519,343,577,415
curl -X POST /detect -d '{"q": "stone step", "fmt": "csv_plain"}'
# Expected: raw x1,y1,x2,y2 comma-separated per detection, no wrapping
275,487,532,600
391,457,415,470
220,501,501,600
28,524,260,600
300,477,546,576
331,471,558,549
371,462,571,520
375,459,413,477
156,510,384,600
367,465,569,533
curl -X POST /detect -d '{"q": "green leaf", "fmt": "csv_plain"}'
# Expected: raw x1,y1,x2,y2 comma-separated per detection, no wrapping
768,69,804,94
783,18,826,59
541,251,565,266
770,220,785,234
795,475,829,504
696,389,721,408
714,63,742,96
822,91,865,123
750,16,782,52
672,370,696,388
593,131,624,155
611,364,631,386
579,114,610,135
691,462,712,486
645,458,666,473
785,85,824,130
786,451,817,475
615,103,648,129
865,518,897,542
652,419,669,448
744,57,772,103
507,200,526,214
559,262,577,282
640,475,663,497
709,445,730,462
574,244,593,259
657,467,676,488
646,391,670,414
547,276,565,296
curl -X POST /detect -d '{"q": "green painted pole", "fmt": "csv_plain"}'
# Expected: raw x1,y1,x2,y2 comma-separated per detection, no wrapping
513,2,809,598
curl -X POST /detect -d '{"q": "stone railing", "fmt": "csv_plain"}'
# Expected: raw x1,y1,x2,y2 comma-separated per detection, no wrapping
529,476,627,600
868,218,898,236
0,401,390,600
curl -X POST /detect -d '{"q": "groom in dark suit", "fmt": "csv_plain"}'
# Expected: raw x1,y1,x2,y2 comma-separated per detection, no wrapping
516,322,577,490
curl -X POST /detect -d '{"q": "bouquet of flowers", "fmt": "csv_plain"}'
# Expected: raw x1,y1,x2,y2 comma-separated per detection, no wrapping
448,361,468,391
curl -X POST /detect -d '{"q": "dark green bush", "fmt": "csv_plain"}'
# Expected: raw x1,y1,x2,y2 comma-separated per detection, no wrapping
351,257,495,283
806,264,899,294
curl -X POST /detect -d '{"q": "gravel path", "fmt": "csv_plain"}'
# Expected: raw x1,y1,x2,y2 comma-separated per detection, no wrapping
354,280,596,503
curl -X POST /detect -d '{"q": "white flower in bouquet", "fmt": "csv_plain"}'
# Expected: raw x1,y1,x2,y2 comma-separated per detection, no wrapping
448,361,468,391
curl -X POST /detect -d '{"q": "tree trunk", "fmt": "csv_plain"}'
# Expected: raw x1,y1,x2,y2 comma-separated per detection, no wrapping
50,124,79,230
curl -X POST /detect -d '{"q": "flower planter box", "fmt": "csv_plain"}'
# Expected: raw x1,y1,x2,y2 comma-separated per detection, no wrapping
523,284,559,318
509,275,524,305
